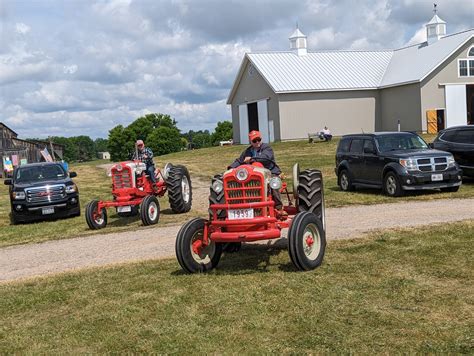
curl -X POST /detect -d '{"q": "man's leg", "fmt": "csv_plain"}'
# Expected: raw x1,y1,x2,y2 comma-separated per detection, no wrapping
271,188,283,209
147,165,157,183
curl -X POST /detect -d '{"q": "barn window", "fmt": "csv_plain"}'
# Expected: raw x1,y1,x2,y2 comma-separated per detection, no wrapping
459,59,468,77
468,46,474,57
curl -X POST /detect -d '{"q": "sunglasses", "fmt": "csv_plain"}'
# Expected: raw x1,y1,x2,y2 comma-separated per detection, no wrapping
252,138,262,143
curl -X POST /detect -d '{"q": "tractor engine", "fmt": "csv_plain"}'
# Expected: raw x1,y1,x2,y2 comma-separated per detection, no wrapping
111,161,147,192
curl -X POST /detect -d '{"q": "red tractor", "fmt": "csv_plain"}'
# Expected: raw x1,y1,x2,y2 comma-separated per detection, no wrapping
85,161,192,229
175,158,326,272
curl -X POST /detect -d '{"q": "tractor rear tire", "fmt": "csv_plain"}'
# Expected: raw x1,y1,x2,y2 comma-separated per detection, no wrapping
140,195,160,226
117,206,139,217
85,200,107,230
298,169,325,226
175,218,222,273
288,211,326,271
167,165,192,213
209,173,226,219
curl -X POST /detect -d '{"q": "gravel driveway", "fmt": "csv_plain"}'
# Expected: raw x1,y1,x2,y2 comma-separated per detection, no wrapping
1,198,473,283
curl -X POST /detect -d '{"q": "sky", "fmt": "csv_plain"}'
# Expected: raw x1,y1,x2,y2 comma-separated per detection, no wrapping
1,0,473,139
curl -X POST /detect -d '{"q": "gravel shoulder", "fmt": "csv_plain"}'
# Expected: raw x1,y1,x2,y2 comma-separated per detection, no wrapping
1,198,473,283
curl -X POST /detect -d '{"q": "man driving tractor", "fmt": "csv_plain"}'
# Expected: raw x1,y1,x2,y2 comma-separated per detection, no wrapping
132,139,156,184
229,130,286,216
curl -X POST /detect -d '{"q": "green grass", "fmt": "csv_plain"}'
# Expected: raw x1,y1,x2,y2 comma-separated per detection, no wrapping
1,135,473,247
1,221,473,353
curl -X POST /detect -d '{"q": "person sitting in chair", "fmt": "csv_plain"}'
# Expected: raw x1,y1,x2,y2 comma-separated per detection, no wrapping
320,126,332,141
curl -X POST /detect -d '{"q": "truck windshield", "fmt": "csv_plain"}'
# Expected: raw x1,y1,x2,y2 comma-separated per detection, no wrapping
376,134,428,152
15,165,66,183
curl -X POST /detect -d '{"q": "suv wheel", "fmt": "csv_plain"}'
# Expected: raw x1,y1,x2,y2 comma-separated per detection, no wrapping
384,172,404,197
339,170,354,192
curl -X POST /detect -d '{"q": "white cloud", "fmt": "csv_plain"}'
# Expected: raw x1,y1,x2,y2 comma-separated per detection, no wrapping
15,23,30,35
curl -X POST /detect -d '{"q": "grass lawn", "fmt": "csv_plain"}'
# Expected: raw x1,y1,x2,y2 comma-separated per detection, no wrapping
1,134,473,247
1,221,472,353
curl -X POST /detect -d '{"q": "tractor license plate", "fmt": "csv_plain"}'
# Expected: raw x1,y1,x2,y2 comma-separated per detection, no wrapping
228,208,254,220
431,174,443,181
117,206,132,213
42,207,54,215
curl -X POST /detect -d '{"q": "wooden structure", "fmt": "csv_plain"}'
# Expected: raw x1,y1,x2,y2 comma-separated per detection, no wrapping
1,123,64,176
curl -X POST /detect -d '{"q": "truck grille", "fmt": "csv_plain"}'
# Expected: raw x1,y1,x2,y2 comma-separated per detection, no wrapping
112,168,132,189
26,184,66,204
416,157,448,172
226,178,264,217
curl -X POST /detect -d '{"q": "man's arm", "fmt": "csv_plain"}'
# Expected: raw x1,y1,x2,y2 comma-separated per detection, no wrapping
229,148,249,168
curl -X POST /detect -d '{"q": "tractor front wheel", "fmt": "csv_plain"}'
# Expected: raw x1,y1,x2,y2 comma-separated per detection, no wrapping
288,212,326,271
167,165,192,213
85,200,107,230
140,195,160,226
175,218,222,273
298,169,325,225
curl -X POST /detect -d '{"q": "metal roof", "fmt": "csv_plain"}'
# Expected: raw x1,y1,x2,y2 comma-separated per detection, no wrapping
380,29,474,87
248,50,393,92
227,29,474,103
427,14,446,25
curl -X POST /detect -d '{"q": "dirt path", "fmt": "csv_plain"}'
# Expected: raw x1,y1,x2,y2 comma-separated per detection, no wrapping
1,198,473,283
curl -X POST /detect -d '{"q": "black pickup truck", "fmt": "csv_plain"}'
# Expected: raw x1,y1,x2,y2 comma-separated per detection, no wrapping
4,162,80,224
335,132,463,197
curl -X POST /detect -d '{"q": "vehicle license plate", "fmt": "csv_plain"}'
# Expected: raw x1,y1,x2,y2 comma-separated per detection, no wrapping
117,206,132,213
431,174,443,181
42,207,55,215
228,208,254,220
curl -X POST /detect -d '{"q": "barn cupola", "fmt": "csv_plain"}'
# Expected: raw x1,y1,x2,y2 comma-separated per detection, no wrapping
289,27,307,56
426,4,446,45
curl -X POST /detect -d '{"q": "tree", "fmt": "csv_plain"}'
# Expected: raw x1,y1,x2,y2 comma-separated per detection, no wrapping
51,136,78,162
211,121,233,146
71,136,95,161
147,126,184,156
94,138,108,153
108,125,129,161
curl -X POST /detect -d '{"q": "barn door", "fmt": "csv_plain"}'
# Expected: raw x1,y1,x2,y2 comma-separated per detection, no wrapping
257,100,269,143
239,104,249,144
426,110,437,133
445,84,467,127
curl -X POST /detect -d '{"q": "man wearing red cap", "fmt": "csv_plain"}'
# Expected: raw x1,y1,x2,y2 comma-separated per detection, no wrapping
132,139,156,184
229,130,284,213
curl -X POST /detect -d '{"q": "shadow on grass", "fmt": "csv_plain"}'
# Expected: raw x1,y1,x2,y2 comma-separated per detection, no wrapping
172,239,300,276
329,185,455,198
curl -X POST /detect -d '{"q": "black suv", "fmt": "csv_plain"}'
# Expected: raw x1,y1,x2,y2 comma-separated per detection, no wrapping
335,132,462,197
4,162,80,224
431,125,474,178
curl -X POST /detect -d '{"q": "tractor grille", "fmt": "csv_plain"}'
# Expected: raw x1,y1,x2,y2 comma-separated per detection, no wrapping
26,184,66,204
225,178,264,217
416,157,448,172
112,168,132,189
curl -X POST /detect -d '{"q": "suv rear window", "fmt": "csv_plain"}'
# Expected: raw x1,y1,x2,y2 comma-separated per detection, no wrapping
338,138,351,152
350,139,363,153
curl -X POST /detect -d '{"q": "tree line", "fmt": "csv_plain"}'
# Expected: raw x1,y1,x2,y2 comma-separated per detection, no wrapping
48,113,233,162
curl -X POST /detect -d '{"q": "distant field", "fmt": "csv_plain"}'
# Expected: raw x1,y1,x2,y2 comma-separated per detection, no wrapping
1,221,472,353
0,135,473,247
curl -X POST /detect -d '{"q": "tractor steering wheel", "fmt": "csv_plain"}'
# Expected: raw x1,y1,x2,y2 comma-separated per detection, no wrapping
248,156,277,171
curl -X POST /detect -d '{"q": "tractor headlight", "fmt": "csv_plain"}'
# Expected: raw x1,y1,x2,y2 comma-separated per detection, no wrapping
13,191,26,200
65,184,77,193
163,163,172,180
447,155,456,168
135,166,144,175
212,180,223,193
399,158,417,171
269,177,282,190
236,168,248,181
114,164,123,172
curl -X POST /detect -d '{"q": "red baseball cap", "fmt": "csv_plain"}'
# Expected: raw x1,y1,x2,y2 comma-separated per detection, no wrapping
249,130,262,142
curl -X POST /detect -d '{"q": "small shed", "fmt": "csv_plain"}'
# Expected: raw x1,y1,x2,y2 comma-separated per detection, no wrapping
98,151,111,160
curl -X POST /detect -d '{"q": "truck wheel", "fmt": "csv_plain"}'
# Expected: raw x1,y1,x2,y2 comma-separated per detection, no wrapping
117,206,139,217
209,173,226,219
140,195,160,226
339,169,354,191
167,165,192,213
441,186,460,193
384,172,404,197
85,200,107,229
175,218,222,273
288,212,326,271
298,169,325,228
